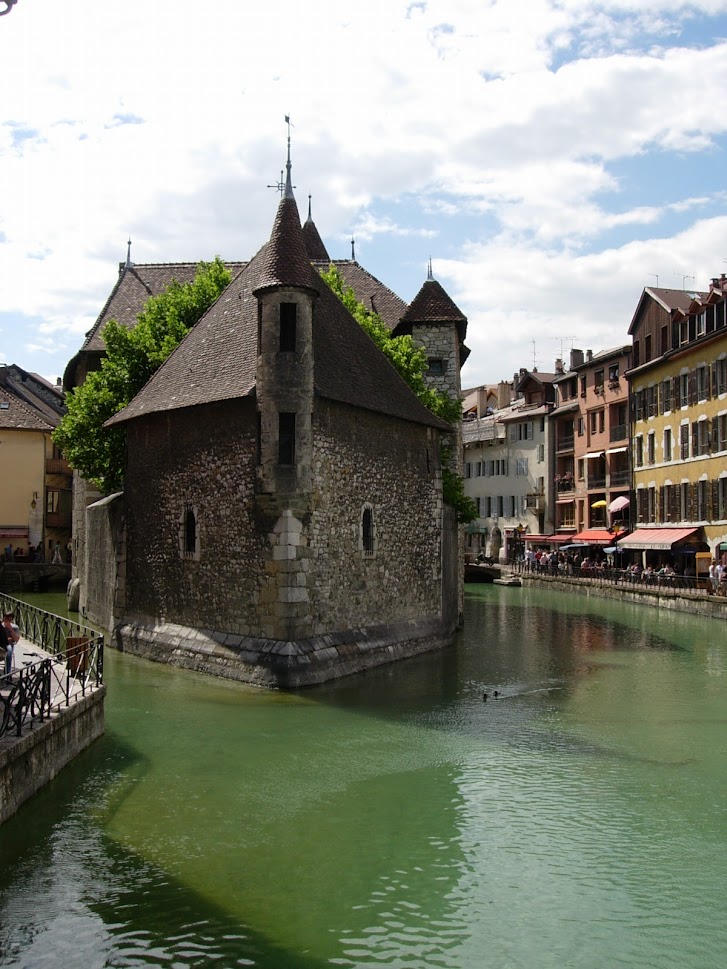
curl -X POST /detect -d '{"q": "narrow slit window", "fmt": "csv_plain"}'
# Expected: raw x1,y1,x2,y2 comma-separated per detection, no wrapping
280,302,297,352
362,507,375,556
184,508,197,557
278,412,296,465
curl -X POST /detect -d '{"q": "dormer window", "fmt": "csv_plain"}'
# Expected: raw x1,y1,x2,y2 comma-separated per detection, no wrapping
280,302,297,352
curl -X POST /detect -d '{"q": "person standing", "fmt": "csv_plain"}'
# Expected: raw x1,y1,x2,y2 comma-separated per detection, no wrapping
1,612,18,676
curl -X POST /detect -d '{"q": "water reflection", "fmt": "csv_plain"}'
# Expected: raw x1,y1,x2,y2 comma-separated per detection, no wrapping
1,587,727,968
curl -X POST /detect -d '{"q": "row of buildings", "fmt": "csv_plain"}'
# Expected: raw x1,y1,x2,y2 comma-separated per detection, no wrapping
463,274,727,566
0,365,72,565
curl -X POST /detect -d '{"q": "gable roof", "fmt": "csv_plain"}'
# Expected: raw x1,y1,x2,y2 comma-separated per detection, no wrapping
628,287,709,335
64,260,247,389
0,386,55,432
108,194,450,433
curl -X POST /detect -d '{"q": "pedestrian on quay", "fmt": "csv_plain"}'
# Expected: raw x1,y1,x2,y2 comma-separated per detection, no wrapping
2,611,18,676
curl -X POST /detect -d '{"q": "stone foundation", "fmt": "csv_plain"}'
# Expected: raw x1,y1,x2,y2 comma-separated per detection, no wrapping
0,687,106,825
114,618,456,688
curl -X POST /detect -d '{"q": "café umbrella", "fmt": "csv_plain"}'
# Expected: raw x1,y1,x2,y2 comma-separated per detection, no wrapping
591,499,608,508
609,495,630,513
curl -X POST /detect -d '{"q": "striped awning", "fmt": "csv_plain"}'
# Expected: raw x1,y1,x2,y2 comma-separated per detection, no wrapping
0,526,29,539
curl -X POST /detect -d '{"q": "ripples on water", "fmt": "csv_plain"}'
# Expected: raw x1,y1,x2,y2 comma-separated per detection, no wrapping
2,587,727,968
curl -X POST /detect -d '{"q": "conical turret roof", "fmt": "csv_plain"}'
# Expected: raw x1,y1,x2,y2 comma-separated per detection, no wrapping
253,194,319,295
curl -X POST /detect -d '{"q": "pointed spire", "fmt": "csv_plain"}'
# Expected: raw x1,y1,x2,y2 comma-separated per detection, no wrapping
284,115,294,199
126,238,133,269
351,236,356,261
301,194,330,261
427,256,433,281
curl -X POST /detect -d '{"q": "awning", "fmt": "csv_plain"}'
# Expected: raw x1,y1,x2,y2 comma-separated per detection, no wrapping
0,527,29,539
571,529,613,545
524,534,573,544
466,523,488,535
617,527,700,551
585,451,604,459
606,446,628,454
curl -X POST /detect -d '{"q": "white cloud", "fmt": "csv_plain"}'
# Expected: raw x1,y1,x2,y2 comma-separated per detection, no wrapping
1,0,727,384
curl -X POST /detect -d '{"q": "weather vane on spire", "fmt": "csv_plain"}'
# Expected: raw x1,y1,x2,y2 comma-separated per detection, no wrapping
268,116,296,197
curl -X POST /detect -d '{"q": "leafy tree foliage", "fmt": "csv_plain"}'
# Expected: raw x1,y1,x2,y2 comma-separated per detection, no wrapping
54,258,231,495
320,265,477,523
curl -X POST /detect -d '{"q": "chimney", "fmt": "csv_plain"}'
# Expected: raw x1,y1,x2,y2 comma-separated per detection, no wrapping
498,380,512,409
570,348,584,369
555,358,564,373
586,349,593,363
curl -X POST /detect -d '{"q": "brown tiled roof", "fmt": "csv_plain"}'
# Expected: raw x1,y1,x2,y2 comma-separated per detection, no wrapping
254,196,318,294
65,261,248,386
108,200,450,432
399,279,467,327
0,388,55,431
313,260,408,331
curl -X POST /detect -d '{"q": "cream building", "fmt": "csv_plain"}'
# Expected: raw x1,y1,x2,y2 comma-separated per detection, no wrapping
626,276,727,561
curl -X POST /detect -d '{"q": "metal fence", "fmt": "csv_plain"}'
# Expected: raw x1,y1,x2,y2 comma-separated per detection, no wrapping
515,561,709,594
0,594,104,740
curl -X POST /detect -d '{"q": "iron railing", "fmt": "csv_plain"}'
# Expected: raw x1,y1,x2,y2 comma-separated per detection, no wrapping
0,594,103,740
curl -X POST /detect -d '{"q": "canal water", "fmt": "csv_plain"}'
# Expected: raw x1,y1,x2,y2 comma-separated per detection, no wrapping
1,586,727,968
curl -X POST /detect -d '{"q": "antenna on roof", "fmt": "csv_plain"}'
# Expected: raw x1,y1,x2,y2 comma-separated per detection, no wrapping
427,257,433,281
674,272,695,290
125,238,134,269
647,273,659,287
531,339,537,370
351,236,355,261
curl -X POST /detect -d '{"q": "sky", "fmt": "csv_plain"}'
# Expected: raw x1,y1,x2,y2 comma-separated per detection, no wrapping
1,0,727,391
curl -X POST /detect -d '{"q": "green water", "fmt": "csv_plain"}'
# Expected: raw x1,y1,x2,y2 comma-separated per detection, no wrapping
2,587,727,968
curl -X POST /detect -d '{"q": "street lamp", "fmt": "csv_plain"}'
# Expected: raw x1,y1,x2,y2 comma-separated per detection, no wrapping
0,1,18,15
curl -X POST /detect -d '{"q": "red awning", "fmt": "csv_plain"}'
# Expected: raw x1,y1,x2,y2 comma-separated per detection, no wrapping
524,534,573,544
617,527,700,551
571,529,613,546
0,527,29,539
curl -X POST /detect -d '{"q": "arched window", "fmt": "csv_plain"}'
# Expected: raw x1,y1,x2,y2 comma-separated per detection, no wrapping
179,505,200,561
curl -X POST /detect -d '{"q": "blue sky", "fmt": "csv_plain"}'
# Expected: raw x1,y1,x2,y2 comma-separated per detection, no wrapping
1,0,727,390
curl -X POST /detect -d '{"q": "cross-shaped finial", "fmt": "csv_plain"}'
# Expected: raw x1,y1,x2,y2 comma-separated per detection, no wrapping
267,170,285,196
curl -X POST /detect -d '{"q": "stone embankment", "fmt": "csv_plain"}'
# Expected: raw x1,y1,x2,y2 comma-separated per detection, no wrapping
520,571,727,621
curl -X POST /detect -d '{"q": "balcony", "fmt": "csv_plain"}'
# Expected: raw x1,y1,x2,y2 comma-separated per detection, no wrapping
555,477,575,493
557,434,574,452
609,424,627,442
609,469,630,486
526,493,545,511
588,475,606,489
46,457,71,474
46,512,71,529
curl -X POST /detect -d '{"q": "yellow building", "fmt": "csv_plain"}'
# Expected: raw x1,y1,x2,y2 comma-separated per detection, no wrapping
0,366,71,561
626,277,727,560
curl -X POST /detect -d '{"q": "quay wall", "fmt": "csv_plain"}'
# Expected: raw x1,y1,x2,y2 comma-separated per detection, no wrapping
0,687,106,826
521,573,727,621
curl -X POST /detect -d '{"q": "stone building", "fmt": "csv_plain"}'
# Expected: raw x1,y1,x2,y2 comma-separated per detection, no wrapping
73,165,466,686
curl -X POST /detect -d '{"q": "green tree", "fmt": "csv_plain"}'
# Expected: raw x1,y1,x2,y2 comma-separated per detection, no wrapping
54,258,231,495
320,265,477,523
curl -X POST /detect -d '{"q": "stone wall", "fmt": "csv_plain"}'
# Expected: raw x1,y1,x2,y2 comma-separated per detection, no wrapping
83,492,125,632
305,399,445,632
124,399,262,634
115,395,457,682
0,687,106,825
411,323,461,401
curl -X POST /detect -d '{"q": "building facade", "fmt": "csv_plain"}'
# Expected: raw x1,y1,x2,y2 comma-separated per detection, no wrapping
627,277,727,560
